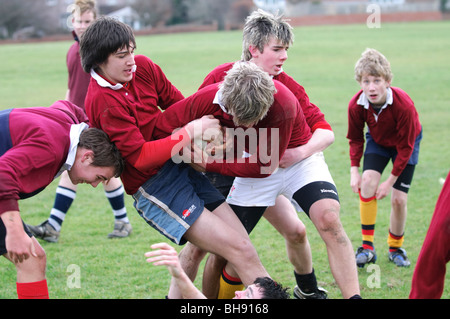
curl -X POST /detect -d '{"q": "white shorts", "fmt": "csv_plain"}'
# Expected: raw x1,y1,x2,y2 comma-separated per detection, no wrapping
226,152,335,209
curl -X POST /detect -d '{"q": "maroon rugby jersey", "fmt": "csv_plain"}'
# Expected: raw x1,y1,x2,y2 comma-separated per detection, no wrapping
153,81,312,178
347,87,421,176
67,32,90,110
199,62,332,133
0,100,88,215
85,55,185,194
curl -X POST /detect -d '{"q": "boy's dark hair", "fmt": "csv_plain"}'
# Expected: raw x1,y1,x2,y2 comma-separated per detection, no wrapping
78,128,125,177
254,277,290,299
80,16,136,73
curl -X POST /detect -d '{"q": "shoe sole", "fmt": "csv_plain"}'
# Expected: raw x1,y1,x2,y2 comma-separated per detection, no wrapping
356,256,377,268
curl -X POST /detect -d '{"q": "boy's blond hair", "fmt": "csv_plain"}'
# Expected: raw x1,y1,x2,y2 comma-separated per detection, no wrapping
73,0,97,18
220,61,276,127
354,48,393,83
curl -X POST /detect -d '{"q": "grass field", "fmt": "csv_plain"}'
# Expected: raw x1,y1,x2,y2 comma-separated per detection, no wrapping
0,20,449,300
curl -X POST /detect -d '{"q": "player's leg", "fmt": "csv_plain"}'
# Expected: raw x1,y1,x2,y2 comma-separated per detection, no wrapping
103,177,132,238
356,150,389,266
183,204,269,288
201,204,266,299
357,168,382,260
387,164,416,267
309,198,360,299
27,171,77,242
263,195,327,299
1,224,48,299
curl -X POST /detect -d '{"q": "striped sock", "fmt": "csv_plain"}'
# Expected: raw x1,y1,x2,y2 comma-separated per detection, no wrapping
218,267,244,299
388,230,404,252
105,185,129,223
48,186,76,232
360,192,377,251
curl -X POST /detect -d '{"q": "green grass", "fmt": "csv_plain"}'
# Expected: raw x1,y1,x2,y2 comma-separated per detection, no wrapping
0,20,449,299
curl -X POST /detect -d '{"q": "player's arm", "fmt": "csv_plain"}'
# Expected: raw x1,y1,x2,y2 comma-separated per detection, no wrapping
145,243,207,299
279,128,334,168
1,211,36,263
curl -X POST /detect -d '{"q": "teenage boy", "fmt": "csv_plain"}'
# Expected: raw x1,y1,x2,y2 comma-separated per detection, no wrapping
29,0,131,242
1,100,124,299
178,9,360,299
80,17,272,289
348,48,422,268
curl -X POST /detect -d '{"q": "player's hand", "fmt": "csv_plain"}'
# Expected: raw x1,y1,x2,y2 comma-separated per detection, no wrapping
376,181,391,200
6,229,37,264
185,115,222,141
279,147,305,168
145,243,183,278
350,167,361,193
1,211,37,263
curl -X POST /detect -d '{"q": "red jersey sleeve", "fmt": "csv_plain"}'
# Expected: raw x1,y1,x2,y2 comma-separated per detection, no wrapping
347,91,366,168
274,72,332,133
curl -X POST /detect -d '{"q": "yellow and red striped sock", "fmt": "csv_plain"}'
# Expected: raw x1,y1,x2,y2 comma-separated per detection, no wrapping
388,230,404,252
360,192,377,250
218,267,244,299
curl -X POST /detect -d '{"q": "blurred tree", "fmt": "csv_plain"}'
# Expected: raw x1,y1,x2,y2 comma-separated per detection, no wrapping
131,0,173,28
0,0,60,39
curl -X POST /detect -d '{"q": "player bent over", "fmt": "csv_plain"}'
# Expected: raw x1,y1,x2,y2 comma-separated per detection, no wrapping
0,100,124,298
347,48,422,268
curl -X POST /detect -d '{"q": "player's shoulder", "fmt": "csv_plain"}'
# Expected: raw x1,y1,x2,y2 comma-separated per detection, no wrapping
391,87,414,104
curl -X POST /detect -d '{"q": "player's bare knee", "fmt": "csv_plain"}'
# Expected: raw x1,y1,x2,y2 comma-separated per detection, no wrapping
180,243,206,264
232,237,258,262
361,176,378,196
391,194,407,210
285,221,307,244
315,207,342,233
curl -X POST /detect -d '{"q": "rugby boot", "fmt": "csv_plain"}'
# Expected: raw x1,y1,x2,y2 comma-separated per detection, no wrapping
355,246,377,268
388,248,411,267
293,285,328,299
26,221,60,243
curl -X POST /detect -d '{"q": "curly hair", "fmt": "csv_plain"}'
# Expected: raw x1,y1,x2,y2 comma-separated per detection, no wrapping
254,277,290,299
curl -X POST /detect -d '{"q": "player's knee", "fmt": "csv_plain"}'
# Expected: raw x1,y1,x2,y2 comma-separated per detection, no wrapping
361,174,378,195
313,205,341,233
15,251,47,277
231,237,258,262
284,221,307,244
180,243,207,264
391,193,407,210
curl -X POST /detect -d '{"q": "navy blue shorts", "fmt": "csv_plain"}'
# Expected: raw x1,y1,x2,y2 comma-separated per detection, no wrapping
0,108,33,255
363,128,422,193
133,160,224,245
0,109,13,157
